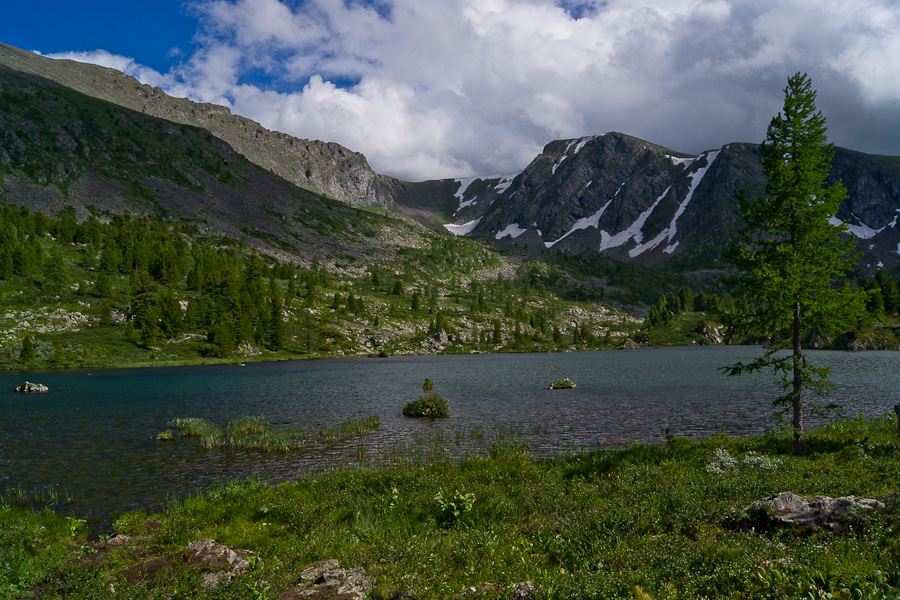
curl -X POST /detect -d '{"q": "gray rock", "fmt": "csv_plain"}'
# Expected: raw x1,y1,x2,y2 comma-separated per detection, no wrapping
513,581,536,598
100,534,132,548
186,538,250,588
280,559,372,600
744,492,885,533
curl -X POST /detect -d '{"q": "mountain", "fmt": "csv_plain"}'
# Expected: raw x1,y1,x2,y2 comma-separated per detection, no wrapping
441,133,900,277
0,42,397,208
3,41,899,281
0,58,424,264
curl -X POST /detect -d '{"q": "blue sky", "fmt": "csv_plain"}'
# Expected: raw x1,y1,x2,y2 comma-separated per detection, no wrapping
2,1,197,74
3,0,899,181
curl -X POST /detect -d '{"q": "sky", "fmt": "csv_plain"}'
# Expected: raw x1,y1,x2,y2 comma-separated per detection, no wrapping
3,0,900,181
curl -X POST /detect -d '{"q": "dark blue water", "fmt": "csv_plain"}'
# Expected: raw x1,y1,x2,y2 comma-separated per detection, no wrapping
1,347,897,532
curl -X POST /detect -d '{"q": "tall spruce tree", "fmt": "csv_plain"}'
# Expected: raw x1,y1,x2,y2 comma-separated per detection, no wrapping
723,73,866,456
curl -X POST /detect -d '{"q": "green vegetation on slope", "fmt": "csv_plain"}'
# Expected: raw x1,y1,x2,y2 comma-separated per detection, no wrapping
0,205,645,370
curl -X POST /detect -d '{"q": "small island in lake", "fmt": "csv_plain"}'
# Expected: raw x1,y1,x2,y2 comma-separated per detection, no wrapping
546,378,576,390
15,382,49,393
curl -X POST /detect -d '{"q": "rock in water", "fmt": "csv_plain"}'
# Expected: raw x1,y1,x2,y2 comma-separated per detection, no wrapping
15,381,48,393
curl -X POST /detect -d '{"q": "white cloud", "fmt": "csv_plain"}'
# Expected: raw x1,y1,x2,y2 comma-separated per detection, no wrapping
45,0,900,181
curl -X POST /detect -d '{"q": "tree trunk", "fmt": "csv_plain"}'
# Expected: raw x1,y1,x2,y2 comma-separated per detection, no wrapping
792,301,805,456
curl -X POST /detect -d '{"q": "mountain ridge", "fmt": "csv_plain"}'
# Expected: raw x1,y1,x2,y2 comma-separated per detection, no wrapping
2,41,899,279
0,42,397,208
441,133,900,276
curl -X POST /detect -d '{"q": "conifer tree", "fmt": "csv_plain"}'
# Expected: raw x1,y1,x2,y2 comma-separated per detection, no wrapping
19,334,35,363
723,73,867,456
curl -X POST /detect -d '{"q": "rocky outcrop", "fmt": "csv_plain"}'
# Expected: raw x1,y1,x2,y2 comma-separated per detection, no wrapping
122,538,252,587
15,381,48,392
738,492,885,534
186,538,252,588
279,559,372,600
832,332,900,351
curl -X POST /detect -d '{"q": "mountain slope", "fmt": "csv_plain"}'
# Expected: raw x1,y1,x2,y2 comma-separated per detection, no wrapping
0,42,397,208
442,133,900,276
0,62,424,264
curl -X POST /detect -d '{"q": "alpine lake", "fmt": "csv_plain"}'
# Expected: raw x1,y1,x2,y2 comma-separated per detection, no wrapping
2,346,898,534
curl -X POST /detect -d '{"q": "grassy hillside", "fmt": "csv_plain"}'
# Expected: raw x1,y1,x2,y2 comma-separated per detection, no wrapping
0,205,652,370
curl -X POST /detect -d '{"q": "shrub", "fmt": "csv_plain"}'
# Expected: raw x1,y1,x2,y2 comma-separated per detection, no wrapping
403,391,449,417
403,379,450,417
434,489,475,527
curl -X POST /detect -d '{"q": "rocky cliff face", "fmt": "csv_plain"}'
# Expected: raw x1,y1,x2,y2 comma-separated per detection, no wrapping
442,133,900,276
0,43,396,208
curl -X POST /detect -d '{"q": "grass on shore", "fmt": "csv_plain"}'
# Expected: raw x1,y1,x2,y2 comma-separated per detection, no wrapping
2,414,900,599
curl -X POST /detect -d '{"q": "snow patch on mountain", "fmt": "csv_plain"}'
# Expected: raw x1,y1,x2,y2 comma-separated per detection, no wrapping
629,150,720,257
829,215,884,239
544,199,613,249
444,218,482,236
667,155,698,168
495,223,528,240
599,186,672,252
454,177,479,201
453,173,520,214
494,173,519,194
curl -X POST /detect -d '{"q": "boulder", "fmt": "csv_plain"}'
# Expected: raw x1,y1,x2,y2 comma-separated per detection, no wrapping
740,492,885,534
186,538,251,588
15,381,48,392
279,559,372,600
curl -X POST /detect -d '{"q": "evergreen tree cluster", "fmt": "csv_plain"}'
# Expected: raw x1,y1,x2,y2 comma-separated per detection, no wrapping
644,287,737,329
0,205,294,360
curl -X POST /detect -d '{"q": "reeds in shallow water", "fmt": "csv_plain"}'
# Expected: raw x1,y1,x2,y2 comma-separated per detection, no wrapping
226,416,268,437
166,415,381,452
339,415,380,438
169,417,220,438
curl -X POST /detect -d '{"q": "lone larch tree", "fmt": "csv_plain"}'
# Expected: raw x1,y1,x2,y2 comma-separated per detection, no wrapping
723,72,867,456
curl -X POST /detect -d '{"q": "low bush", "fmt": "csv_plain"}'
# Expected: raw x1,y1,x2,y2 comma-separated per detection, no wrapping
403,391,450,417
403,378,450,417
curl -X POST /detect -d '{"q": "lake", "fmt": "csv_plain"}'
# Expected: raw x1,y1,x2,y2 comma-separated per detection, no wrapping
1,346,897,532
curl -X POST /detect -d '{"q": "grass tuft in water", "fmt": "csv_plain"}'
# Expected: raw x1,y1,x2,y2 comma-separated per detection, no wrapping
339,415,380,438
227,416,268,437
169,417,220,438
167,415,380,452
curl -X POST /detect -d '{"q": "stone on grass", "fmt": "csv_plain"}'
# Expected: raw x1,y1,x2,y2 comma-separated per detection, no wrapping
741,491,885,534
279,559,372,600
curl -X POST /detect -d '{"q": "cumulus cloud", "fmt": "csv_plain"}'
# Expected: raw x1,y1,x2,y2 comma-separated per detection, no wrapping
47,0,900,181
